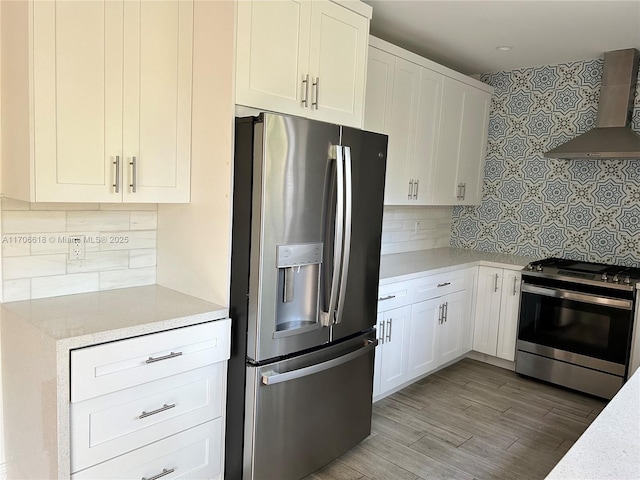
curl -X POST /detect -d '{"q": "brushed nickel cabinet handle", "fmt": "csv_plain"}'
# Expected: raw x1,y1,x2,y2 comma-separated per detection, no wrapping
494,273,500,292
386,318,392,342
301,74,309,107
408,179,414,199
443,301,448,322
413,179,419,199
312,77,319,109
438,304,443,324
139,403,175,419
129,156,137,193
378,295,396,301
437,282,451,288
145,351,182,364
113,156,121,193
513,276,518,296
379,320,385,344
142,468,175,480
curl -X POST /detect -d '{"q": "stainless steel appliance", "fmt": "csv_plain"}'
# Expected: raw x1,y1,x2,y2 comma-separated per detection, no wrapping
226,113,387,480
516,258,638,399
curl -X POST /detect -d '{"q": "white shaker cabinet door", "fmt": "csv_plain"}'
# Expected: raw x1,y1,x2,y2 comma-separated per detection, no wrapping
414,67,443,205
430,77,465,205
33,0,123,202
457,84,490,205
122,0,193,203
437,290,466,365
496,271,522,361
407,298,439,378
307,0,368,128
235,0,311,117
385,57,422,204
378,305,411,394
473,266,503,356
363,46,395,135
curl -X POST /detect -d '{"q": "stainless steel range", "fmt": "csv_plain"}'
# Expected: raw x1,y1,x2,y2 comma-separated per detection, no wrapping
516,258,638,399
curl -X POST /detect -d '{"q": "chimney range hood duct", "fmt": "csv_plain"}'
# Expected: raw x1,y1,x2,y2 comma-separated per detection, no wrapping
544,48,640,159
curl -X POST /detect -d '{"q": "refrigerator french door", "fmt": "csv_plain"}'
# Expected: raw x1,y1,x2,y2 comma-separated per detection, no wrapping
226,113,387,480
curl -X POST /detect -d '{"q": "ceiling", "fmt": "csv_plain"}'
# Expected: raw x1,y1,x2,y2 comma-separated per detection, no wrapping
363,1,640,75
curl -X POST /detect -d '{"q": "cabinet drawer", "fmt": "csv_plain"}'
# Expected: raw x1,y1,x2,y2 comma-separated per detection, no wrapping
71,418,223,480
377,281,414,312
413,269,468,302
71,319,231,402
71,364,225,473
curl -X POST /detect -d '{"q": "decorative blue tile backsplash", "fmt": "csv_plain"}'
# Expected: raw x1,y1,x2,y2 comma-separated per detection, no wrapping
450,58,640,266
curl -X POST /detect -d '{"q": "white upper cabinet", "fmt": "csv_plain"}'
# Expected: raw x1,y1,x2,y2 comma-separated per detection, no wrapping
235,0,371,128
2,0,193,203
364,36,492,206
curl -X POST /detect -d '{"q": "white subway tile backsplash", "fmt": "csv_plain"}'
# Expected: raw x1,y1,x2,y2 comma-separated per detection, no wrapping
67,251,130,274
3,254,67,280
130,211,158,230
99,230,157,251
67,211,130,232
99,267,156,290
129,249,157,268
2,211,66,234
380,206,453,255
31,273,100,299
1,202,158,301
3,279,31,302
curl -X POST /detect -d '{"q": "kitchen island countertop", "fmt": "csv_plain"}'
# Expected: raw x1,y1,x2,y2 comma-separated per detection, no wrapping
546,368,640,479
379,247,533,284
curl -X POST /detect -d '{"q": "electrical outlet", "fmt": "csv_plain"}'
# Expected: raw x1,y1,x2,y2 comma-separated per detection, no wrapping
68,235,85,260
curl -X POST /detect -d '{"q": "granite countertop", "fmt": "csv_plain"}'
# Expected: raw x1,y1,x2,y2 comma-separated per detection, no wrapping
379,247,534,284
546,369,640,479
0,284,229,350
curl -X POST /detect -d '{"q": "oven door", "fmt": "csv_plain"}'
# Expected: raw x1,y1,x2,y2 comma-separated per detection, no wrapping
517,279,634,376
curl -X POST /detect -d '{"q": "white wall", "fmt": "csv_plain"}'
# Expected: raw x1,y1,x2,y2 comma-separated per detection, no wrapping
156,0,235,306
381,206,453,255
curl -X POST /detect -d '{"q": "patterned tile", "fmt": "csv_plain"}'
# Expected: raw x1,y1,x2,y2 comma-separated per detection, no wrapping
451,57,640,266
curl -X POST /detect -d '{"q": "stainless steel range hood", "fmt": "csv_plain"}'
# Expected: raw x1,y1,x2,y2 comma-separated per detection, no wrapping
544,48,640,159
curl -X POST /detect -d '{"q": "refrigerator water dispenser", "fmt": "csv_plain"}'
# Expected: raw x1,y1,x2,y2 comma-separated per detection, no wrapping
274,243,323,336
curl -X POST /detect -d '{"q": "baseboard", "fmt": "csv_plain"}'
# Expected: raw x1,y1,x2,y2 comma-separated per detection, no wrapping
466,351,516,371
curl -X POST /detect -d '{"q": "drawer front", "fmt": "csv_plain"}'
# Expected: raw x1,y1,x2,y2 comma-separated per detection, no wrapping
71,418,223,480
413,269,469,302
71,319,231,402
71,364,226,473
377,280,415,312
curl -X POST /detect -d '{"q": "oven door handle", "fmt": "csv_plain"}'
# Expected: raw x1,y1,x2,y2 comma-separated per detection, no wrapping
521,284,633,310
261,339,378,385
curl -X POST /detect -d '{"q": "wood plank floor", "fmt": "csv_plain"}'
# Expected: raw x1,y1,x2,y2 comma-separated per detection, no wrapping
305,358,607,480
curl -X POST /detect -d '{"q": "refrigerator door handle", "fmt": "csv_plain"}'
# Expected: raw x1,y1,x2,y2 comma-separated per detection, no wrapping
321,145,345,327
261,339,378,385
335,146,352,324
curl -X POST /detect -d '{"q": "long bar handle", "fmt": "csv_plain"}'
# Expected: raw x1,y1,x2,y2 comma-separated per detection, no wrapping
438,304,443,324
413,179,419,200
321,146,344,326
462,183,466,200
408,179,414,200
386,318,392,342
494,273,500,292
443,301,448,322
262,339,378,385
378,295,396,301
513,276,518,296
301,74,309,107
312,77,319,109
335,146,353,324
139,403,175,419
130,156,137,193
113,156,121,193
379,320,385,344
145,351,183,364
521,284,633,310
142,468,175,480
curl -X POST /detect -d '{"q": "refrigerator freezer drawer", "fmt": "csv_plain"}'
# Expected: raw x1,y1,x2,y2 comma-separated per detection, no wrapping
243,331,376,480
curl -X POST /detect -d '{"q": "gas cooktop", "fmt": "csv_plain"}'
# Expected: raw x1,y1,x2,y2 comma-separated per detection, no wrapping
523,257,640,291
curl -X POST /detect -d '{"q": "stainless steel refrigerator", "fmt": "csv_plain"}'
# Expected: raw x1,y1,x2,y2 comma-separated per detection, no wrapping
226,113,387,480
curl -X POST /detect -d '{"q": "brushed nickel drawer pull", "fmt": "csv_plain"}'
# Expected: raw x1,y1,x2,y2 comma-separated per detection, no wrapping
378,295,396,301
142,468,175,480
139,403,176,419
146,351,183,364
437,282,451,288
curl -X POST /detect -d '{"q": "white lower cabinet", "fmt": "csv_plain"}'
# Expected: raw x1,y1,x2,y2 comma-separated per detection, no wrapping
70,319,231,479
374,269,473,400
473,267,522,361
